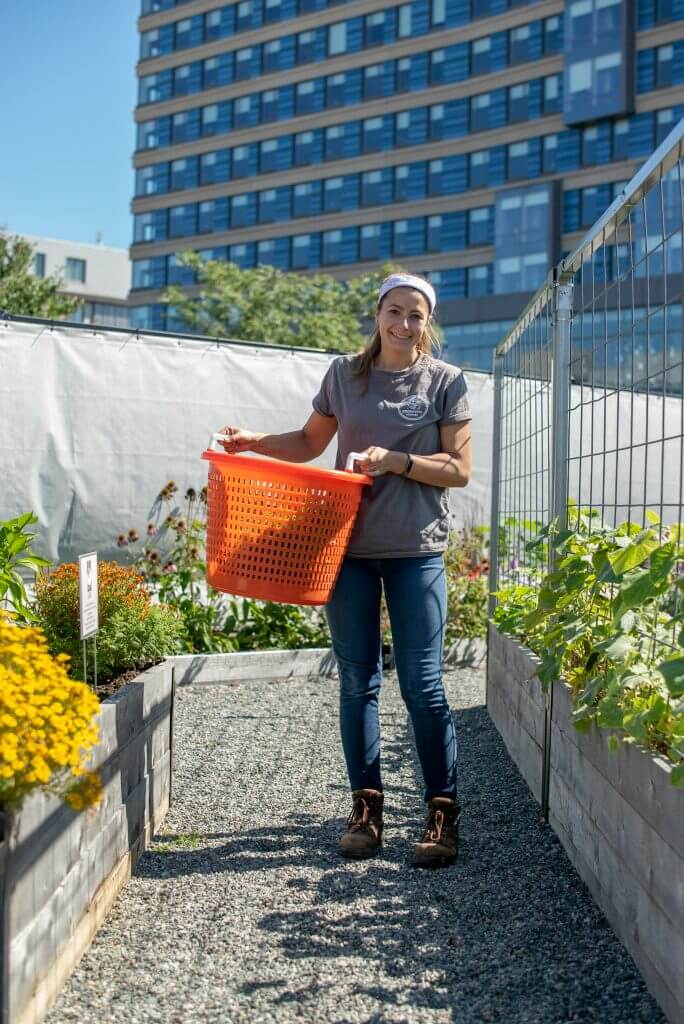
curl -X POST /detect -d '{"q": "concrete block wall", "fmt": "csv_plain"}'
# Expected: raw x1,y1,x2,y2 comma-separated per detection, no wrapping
487,624,684,1024
5,662,174,1024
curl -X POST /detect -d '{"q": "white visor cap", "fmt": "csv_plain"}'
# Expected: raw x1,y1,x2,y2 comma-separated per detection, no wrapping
378,273,436,315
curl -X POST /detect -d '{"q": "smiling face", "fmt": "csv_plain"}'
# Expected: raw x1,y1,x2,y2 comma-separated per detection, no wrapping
375,287,431,363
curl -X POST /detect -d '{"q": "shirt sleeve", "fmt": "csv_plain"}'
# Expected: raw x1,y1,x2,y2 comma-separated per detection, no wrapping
312,359,337,418
440,370,472,424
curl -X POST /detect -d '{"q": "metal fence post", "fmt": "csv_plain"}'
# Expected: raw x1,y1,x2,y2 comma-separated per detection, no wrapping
541,268,573,822
486,353,504,708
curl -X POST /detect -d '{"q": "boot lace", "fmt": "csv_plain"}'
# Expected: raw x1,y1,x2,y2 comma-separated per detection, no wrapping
346,796,370,833
421,807,445,843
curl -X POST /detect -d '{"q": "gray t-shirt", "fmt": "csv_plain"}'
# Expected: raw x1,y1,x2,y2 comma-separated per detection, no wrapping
312,353,471,558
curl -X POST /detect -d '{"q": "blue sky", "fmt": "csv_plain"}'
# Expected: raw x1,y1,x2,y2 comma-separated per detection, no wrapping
0,1,139,249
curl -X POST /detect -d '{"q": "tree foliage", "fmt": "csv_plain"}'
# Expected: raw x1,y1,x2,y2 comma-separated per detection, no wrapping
0,234,80,319
162,252,404,351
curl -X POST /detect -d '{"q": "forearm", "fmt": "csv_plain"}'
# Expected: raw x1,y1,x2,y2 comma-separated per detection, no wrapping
250,430,319,463
388,451,471,488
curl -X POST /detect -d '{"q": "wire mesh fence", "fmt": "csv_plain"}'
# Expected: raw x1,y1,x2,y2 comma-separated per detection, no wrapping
489,119,684,608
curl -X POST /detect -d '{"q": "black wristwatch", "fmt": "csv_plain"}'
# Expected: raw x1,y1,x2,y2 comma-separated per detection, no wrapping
403,453,414,477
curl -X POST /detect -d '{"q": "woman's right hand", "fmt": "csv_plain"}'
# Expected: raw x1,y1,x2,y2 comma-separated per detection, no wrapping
217,425,263,454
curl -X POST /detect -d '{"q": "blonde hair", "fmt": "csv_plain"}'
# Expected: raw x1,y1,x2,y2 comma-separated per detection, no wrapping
352,292,442,387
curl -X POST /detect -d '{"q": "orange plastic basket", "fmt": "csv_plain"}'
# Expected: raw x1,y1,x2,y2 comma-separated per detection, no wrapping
201,442,372,605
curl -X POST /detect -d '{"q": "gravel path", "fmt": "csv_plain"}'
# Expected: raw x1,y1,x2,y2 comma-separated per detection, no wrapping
46,666,666,1024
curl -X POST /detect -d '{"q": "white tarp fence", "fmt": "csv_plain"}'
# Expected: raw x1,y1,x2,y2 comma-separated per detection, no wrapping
0,319,493,564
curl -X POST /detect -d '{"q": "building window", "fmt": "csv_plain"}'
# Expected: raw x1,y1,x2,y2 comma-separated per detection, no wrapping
293,181,322,217
395,162,426,202
360,223,392,261
468,207,494,246
467,264,493,297
393,218,425,257
65,257,86,283
34,252,46,278
292,233,321,269
328,21,347,55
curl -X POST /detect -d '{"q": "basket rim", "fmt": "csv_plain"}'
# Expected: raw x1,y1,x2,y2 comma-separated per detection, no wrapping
201,449,372,486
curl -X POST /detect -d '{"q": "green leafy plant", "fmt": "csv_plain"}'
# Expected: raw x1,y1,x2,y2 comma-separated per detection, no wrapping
34,561,182,684
494,505,684,786
0,512,50,624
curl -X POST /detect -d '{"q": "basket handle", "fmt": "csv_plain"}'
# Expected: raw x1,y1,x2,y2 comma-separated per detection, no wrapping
345,451,367,473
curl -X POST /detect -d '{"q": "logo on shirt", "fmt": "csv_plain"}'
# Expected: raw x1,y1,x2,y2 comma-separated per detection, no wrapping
397,395,429,422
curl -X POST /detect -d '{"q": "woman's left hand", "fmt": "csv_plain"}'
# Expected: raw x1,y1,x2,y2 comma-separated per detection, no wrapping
356,447,404,477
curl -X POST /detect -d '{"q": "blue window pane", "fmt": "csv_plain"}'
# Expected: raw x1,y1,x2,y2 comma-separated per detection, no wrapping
427,212,466,251
509,20,543,64
365,8,397,46
175,14,203,50
428,155,468,195
136,163,170,196
138,70,173,105
171,109,200,144
344,17,364,52
263,35,296,72
325,121,361,159
291,233,321,269
324,174,360,212
563,190,581,233
395,162,426,202
200,150,231,186
400,53,429,92
229,242,256,268
260,136,293,173
430,98,469,141
614,113,654,159
509,80,543,123
264,0,297,22
472,0,507,15
298,0,326,11
296,78,325,114
232,144,259,178
235,46,261,81
470,147,505,189
638,0,656,28
203,53,233,89
327,69,362,107
168,203,197,238
581,184,612,228
393,218,425,257
130,305,166,331
467,264,493,297
544,15,562,53
638,48,656,93
140,24,174,59
361,116,393,153
135,209,167,243
322,227,359,264
167,256,196,287
582,122,612,165
230,193,257,228
364,62,395,100
297,28,326,64
132,257,167,289
201,102,232,137
543,74,562,115
173,62,202,96
266,85,295,122
257,238,290,270
471,31,508,76
236,0,263,31
137,118,171,150
410,0,431,35
233,94,260,130
543,134,559,174
360,223,392,261
432,42,469,85
292,180,322,217
169,156,199,191
508,138,542,181
429,268,467,300
396,107,428,147
258,187,291,223
471,88,507,132
444,0,469,27
205,7,235,41
198,197,229,233
294,129,324,166
361,168,393,206
555,129,581,172
468,206,494,246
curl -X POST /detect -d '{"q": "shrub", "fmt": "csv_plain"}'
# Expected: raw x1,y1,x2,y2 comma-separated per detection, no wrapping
0,615,102,812
0,512,50,624
444,526,490,641
34,562,182,683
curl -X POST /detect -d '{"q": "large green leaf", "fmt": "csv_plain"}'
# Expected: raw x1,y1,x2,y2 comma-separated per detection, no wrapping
608,531,660,576
657,655,684,697
593,634,635,661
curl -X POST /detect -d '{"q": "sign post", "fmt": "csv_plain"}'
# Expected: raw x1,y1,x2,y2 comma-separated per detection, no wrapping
78,552,99,688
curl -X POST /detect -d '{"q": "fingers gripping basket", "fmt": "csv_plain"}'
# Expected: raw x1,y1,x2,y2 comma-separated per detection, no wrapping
201,439,372,605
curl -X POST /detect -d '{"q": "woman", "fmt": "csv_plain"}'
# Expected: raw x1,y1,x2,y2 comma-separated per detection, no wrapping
218,272,472,869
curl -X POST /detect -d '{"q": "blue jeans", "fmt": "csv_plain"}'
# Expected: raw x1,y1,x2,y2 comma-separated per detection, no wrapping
325,554,457,804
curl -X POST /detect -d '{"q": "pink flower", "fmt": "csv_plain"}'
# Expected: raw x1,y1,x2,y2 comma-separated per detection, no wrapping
147,523,157,536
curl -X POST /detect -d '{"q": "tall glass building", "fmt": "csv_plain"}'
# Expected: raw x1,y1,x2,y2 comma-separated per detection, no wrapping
129,0,684,374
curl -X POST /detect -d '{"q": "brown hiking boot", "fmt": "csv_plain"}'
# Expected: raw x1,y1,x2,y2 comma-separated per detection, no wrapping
339,788,384,859
412,796,461,868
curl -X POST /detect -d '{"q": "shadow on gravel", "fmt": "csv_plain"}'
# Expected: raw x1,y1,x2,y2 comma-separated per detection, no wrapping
136,704,666,1024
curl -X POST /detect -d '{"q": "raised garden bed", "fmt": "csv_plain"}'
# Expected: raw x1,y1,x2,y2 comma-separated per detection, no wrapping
487,622,684,1024
2,662,174,1024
